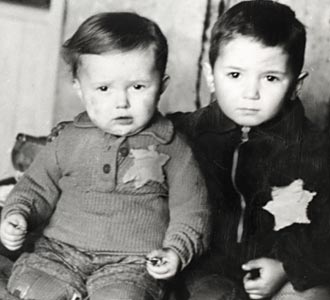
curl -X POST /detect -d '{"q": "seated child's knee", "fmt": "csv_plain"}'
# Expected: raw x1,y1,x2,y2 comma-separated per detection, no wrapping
8,268,82,300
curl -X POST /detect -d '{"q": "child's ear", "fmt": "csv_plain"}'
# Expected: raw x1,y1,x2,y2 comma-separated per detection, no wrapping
160,74,170,95
290,71,308,100
203,62,215,93
72,79,83,100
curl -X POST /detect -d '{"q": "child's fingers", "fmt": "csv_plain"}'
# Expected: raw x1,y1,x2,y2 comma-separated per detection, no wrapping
146,256,164,267
146,249,169,268
243,272,252,283
2,230,26,241
146,249,165,260
243,277,263,291
2,238,24,251
242,258,263,271
1,222,26,249
3,241,23,250
146,248,180,279
147,266,169,279
1,233,25,249
8,215,27,231
248,293,264,299
146,261,178,280
147,261,168,273
147,268,172,280
4,224,27,236
2,230,26,245
3,244,23,251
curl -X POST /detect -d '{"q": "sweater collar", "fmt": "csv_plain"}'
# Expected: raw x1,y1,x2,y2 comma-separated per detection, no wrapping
195,98,305,142
73,111,174,144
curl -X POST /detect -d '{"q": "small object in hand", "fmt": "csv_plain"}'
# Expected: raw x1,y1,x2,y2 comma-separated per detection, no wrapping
9,222,26,233
146,256,163,266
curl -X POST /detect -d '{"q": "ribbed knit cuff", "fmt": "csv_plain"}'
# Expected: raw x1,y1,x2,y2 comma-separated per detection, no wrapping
163,234,194,270
1,206,30,223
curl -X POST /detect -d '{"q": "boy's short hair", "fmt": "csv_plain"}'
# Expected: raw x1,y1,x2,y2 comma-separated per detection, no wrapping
209,0,306,77
62,12,168,78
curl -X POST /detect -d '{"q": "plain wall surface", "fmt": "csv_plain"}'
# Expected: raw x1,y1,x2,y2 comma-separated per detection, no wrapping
0,0,65,179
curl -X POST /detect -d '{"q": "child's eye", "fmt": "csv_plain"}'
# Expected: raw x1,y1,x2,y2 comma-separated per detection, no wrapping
266,75,279,82
228,72,240,79
132,84,145,90
97,86,109,92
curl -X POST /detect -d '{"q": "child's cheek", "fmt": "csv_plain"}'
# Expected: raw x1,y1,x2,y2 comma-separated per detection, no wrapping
86,97,101,114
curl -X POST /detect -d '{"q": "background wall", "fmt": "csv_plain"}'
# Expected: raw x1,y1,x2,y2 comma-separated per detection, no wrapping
1,0,330,179
0,0,65,179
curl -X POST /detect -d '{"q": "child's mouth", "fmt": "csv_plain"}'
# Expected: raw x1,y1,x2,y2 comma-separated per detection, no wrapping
238,108,259,115
115,116,133,125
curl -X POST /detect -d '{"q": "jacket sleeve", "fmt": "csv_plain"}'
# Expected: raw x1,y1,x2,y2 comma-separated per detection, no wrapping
1,138,62,229
271,129,330,291
162,134,211,269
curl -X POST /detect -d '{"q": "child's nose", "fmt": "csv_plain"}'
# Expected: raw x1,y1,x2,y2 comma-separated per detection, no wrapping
115,91,130,108
243,79,260,100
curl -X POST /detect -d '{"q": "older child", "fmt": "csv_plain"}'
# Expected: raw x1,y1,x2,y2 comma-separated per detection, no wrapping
0,12,210,300
171,1,330,299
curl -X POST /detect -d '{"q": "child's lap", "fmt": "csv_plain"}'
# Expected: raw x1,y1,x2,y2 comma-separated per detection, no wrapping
7,236,165,300
3,247,330,300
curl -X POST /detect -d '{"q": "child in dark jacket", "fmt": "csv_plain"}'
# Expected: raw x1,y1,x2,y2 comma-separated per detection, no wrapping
171,1,330,299
0,12,210,300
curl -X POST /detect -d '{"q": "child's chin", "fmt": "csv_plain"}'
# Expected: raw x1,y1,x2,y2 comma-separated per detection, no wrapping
104,127,140,137
237,122,259,127
234,117,264,127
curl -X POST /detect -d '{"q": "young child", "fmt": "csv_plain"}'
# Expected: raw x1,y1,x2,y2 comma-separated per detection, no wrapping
0,12,210,300
171,1,330,299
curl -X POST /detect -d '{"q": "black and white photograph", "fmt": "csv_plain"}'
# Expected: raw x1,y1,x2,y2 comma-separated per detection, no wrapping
0,0,330,299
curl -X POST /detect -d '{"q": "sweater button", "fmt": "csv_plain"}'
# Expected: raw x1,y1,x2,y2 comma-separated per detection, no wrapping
103,164,111,174
119,147,129,157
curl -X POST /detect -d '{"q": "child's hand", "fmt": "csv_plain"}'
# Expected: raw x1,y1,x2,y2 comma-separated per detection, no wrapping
242,258,287,299
0,213,27,251
146,248,181,280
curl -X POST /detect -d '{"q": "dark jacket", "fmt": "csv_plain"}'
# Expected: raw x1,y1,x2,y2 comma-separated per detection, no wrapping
170,99,330,291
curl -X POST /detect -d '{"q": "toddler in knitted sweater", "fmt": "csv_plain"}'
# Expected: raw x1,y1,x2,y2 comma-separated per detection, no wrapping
0,12,210,300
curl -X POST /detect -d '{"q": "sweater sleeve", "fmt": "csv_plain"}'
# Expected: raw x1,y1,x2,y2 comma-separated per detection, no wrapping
162,135,211,269
1,138,62,229
271,130,330,291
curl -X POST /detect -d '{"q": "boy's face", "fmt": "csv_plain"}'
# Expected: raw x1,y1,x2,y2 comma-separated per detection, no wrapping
206,36,296,127
74,47,168,136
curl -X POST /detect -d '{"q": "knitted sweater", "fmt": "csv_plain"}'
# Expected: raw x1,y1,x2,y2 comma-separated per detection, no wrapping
2,112,210,268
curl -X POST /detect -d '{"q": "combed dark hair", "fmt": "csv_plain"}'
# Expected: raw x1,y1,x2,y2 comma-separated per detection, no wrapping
209,0,306,77
62,12,168,77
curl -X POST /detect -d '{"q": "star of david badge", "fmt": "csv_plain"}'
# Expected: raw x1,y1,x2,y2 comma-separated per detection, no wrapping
263,179,316,231
123,145,170,188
